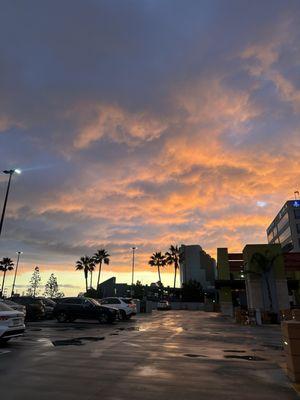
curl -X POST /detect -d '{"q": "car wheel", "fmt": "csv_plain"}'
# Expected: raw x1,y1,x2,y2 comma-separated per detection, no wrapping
99,313,109,324
57,312,68,323
120,310,127,321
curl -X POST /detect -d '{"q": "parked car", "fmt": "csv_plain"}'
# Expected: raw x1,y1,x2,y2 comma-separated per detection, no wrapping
10,296,46,321
0,302,25,343
157,300,171,310
0,299,26,317
99,297,137,320
37,297,56,319
53,297,118,323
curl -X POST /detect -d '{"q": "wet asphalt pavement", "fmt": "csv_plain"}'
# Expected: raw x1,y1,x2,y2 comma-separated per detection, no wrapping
0,311,298,400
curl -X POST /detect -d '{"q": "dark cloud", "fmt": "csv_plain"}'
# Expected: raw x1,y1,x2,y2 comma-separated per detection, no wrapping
0,1,299,291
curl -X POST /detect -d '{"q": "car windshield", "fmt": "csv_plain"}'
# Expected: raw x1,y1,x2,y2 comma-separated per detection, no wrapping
121,298,133,304
4,300,18,307
0,303,13,312
89,299,100,306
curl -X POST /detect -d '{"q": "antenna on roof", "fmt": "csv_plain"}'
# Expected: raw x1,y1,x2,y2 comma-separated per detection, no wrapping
294,191,299,200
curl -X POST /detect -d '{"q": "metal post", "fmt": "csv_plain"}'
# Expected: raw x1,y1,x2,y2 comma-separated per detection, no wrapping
11,251,22,296
131,247,137,298
0,171,13,237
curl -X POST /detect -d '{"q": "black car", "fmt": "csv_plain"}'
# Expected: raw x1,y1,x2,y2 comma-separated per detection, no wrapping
37,297,56,319
9,296,46,321
53,297,118,323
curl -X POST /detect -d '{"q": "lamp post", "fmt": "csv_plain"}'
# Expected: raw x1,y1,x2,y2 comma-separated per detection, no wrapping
131,247,137,297
0,169,21,237
11,251,23,296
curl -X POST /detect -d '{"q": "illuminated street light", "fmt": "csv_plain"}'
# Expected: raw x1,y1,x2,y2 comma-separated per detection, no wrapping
11,251,23,296
0,169,21,237
131,247,137,297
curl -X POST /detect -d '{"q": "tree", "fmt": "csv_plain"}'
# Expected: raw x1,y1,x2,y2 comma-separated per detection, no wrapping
93,249,110,290
89,263,95,289
148,252,166,284
76,256,95,293
165,245,184,289
0,257,14,297
27,266,41,297
44,273,64,298
133,280,144,300
182,280,204,302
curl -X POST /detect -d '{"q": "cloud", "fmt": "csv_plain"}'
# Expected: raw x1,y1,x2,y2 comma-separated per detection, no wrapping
0,1,299,293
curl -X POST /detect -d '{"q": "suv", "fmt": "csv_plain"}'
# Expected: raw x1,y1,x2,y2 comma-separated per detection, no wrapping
10,296,46,321
99,297,137,320
53,297,118,323
37,297,56,319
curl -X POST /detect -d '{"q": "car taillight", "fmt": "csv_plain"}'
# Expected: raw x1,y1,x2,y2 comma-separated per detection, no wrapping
0,316,9,321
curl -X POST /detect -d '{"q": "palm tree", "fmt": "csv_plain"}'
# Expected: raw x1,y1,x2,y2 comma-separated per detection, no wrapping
75,256,95,293
165,245,184,288
89,263,95,289
0,257,14,297
148,252,166,283
93,249,110,290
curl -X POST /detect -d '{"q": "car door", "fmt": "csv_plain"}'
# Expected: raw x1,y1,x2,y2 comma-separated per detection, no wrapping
82,299,97,319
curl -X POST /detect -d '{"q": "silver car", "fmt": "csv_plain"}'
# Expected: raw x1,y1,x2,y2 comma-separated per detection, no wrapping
0,299,26,317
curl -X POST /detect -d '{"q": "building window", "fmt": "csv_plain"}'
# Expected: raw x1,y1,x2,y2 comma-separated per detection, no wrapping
279,226,292,244
295,209,300,219
297,224,300,234
277,212,289,233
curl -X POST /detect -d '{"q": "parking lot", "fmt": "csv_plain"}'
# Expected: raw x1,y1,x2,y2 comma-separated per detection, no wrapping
0,311,298,400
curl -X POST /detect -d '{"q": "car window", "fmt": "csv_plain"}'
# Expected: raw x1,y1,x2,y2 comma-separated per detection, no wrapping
63,298,84,304
106,298,121,304
101,299,109,304
121,298,133,304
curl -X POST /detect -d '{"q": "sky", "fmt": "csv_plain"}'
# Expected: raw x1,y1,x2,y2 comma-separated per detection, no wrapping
0,0,300,296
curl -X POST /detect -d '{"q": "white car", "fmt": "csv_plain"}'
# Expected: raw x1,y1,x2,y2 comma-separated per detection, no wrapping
100,297,137,320
0,302,25,343
0,299,26,317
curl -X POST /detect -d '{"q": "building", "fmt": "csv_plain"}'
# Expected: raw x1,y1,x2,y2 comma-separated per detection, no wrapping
179,244,216,289
267,200,300,252
98,277,131,298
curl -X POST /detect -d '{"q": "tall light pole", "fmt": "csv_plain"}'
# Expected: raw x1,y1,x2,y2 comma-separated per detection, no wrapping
11,251,23,296
131,247,137,297
0,169,21,237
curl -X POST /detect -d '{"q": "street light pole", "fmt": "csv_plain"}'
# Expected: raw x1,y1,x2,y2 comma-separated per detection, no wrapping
131,247,137,297
0,169,21,237
11,251,22,296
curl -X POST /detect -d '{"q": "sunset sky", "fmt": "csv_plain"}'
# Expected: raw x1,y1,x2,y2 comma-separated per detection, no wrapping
0,1,300,295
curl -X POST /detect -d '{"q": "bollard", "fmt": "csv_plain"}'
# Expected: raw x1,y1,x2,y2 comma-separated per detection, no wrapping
282,321,300,382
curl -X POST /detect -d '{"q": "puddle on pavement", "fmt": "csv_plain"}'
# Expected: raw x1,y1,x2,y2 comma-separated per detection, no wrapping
262,344,283,351
223,350,246,353
184,354,208,358
224,355,266,361
52,336,105,347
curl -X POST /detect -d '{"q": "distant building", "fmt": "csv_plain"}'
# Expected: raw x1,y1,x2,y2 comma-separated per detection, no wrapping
98,277,131,298
179,244,216,289
267,200,300,252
